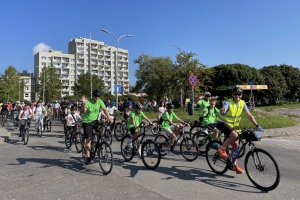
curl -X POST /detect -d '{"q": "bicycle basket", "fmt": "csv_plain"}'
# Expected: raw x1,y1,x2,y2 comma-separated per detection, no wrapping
240,129,262,141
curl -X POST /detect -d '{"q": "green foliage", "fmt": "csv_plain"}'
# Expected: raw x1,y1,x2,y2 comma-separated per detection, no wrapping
277,64,300,100
134,54,175,102
0,66,20,101
38,65,62,102
72,72,105,97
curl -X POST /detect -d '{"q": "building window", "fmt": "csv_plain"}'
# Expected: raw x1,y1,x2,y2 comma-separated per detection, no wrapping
25,94,29,97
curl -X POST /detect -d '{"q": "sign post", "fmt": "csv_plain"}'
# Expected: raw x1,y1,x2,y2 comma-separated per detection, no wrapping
188,74,198,116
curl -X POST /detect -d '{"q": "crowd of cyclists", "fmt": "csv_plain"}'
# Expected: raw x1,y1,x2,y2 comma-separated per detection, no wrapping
0,86,280,191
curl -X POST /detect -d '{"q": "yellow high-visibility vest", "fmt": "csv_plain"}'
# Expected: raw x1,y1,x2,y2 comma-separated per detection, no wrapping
218,99,245,128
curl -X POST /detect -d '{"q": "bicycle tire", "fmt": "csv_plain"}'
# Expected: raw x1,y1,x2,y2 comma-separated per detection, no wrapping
154,134,168,156
151,120,160,135
74,132,83,153
141,140,161,170
192,131,211,154
65,130,73,149
120,135,135,162
104,129,113,145
189,124,202,136
180,137,199,161
206,140,228,174
24,128,29,145
114,122,124,141
245,148,280,191
97,141,114,175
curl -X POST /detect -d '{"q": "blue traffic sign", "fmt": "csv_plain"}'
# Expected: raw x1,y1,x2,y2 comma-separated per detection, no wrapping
114,84,122,93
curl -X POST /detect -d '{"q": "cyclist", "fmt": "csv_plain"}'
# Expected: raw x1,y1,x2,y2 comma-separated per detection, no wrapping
12,101,22,129
216,86,263,174
18,103,33,136
65,105,82,131
197,92,211,123
81,89,113,165
161,103,186,154
201,98,220,140
33,101,45,132
123,101,133,122
53,101,61,118
127,103,153,156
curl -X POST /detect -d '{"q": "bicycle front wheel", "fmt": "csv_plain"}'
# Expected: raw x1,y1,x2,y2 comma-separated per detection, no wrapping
74,132,83,153
65,130,73,149
180,138,198,161
114,122,125,141
245,148,280,191
104,129,113,145
141,140,161,170
47,119,52,132
97,141,113,175
206,140,228,174
120,135,135,162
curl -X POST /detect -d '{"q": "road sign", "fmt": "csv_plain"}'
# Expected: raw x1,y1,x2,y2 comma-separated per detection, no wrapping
188,74,198,87
114,84,122,93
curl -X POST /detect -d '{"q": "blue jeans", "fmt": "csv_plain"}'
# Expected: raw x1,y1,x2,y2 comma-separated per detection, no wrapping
13,112,19,127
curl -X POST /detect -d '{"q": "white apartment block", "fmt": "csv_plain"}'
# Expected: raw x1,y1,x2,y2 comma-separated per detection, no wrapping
18,71,35,101
68,37,130,95
34,50,76,98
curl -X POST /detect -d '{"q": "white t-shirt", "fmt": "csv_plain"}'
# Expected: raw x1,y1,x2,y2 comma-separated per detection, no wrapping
107,106,117,116
34,106,45,116
66,112,82,126
19,108,33,120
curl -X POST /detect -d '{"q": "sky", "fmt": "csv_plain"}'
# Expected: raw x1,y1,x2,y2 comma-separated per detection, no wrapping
1,0,300,85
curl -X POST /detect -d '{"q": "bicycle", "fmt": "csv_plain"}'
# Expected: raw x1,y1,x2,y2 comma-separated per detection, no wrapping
65,122,83,153
192,127,246,158
0,112,8,126
205,128,280,191
19,118,30,145
43,116,52,132
94,120,113,145
111,115,127,141
120,123,161,170
35,115,43,137
81,124,114,175
154,122,198,161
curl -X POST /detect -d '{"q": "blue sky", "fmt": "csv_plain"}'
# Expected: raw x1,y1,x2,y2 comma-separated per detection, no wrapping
1,0,300,84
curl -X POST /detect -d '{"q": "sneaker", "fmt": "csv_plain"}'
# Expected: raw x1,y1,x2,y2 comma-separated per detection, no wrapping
217,147,228,158
85,157,91,165
232,165,244,174
211,142,221,150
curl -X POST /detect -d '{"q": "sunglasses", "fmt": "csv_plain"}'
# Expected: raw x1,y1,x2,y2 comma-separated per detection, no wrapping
93,95,100,98
233,93,242,96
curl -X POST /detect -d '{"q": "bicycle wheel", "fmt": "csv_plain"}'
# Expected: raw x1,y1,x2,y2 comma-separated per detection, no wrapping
180,137,198,161
189,124,202,136
74,132,83,153
245,148,280,191
192,131,211,154
103,129,112,145
151,120,160,136
120,135,135,162
114,122,124,141
141,140,161,170
97,141,113,175
65,130,73,149
47,119,52,132
81,138,87,162
206,140,228,174
154,134,168,156
23,128,29,145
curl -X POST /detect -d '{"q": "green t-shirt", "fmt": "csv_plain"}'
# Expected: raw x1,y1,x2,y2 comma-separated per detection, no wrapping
198,99,210,116
161,111,178,130
202,106,220,127
127,111,146,129
82,99,106,123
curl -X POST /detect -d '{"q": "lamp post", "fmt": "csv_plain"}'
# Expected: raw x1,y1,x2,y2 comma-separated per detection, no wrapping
18,80,21,101
43,69,45,103
101,28,133,108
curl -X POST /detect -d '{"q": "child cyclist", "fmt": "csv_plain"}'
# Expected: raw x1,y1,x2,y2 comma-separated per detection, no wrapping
201,98,220,140
65,105,82,131
161,103,187,154
127,103,153,156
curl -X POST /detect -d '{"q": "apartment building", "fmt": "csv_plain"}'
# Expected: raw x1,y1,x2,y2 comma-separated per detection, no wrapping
18,70,35,101
34,49,76,98
68,37,130,95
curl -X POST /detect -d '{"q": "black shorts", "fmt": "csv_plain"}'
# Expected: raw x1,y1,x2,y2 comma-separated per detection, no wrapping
82,121,98,138
206,123,217,131
216,122,234,138
129,127,137,135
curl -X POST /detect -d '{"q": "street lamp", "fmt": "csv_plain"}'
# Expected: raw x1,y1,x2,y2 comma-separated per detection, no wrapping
101,28,133,108
18,80,21,101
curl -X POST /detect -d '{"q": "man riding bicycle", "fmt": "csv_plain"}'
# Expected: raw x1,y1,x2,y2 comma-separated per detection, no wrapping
81,89,113,165
33,101,46,131
216,86,263,174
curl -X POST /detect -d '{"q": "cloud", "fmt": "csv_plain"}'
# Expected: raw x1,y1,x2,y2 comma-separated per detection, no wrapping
33,43,51,55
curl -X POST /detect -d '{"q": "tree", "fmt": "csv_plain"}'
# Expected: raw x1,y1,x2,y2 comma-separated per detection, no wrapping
134,54,175,102
72,73,105,97
259,66,288,104
0,66,20,101
277,64,300,100
38,65,62,102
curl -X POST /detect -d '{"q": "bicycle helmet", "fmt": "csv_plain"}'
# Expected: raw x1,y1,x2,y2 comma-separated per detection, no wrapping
135,103,143,110
110,101,116,107
126,101,133,108
203,92,211,98
232,86,243,94
166,103,174,110
92,89,101,97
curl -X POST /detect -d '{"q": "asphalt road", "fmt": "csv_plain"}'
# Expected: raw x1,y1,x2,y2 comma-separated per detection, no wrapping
0,120,299,200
